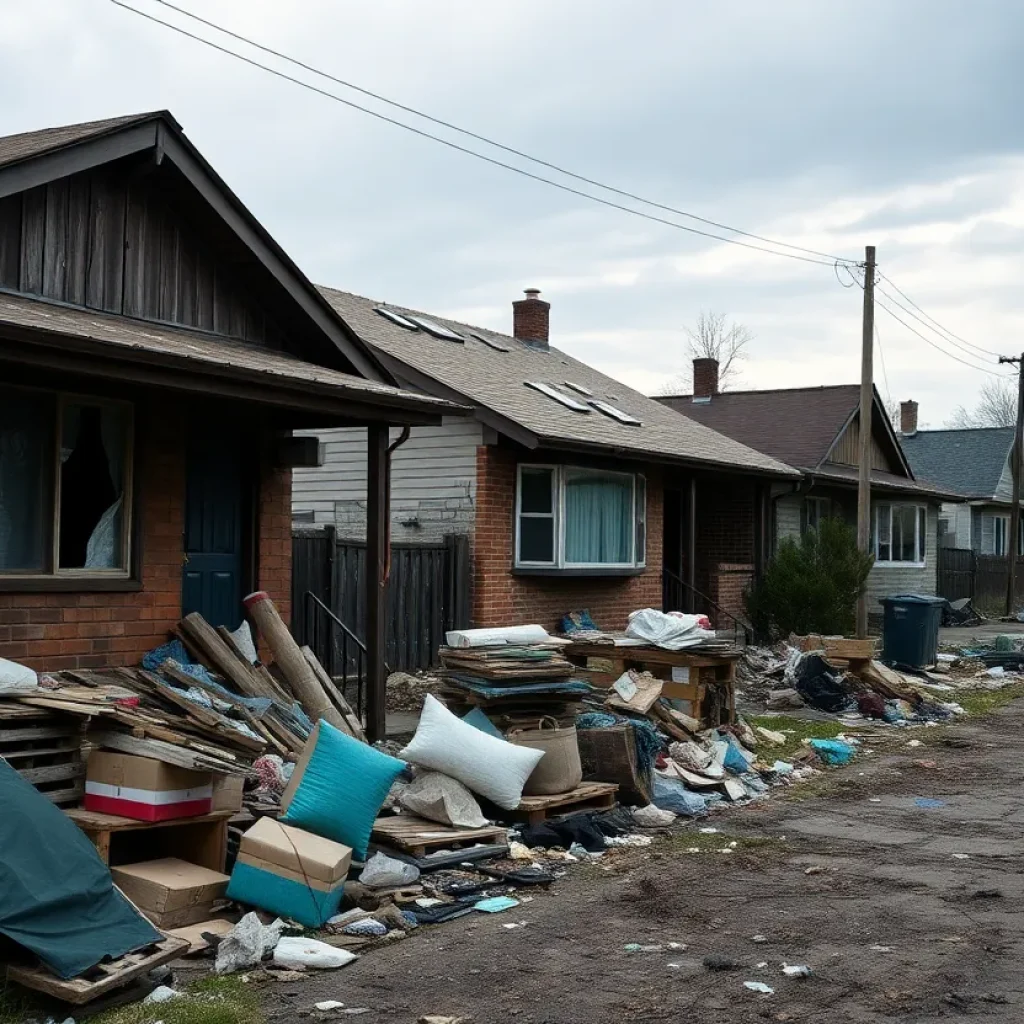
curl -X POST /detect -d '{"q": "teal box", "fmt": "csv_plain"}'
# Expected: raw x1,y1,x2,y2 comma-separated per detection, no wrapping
226,861,344,928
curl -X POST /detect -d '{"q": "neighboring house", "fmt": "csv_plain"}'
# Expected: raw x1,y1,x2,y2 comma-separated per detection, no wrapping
293,290,800,631
658,366,952,611
898,402,1020,555
0,112,450,678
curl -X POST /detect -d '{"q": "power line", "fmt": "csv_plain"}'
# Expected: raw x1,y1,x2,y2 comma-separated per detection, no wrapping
142,0,861,267
878,272,1000,358
875,298,1010,378
875,321,892,408
110,0,854,268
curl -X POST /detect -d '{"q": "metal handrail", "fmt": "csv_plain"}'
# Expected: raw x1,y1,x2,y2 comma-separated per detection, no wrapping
305,592,369,654
662,567,752,646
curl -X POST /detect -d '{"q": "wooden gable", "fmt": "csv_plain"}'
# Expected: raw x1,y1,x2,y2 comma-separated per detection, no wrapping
823,395,913,478
0,159,286,348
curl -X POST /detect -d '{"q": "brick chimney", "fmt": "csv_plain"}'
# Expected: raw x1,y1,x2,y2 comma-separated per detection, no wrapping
900,399,919,435
693,357,720,398
512,288,550,348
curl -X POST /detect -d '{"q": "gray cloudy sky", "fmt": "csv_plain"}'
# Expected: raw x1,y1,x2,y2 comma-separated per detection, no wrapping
3,0,1023,423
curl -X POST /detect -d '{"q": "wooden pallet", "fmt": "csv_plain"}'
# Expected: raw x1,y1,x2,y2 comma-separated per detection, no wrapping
0,707,84,807
511,782,619,825
371,814,507,858
66,808,233,872
6,934,189,1005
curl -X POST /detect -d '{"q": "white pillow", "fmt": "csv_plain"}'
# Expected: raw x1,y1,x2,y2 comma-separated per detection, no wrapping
399,695,543,810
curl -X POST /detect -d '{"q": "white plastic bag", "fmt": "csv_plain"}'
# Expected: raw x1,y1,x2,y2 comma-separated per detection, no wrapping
444,625,554,648
272,936,357,970
400,695,543,810
625,608,714,650
399,771,488,828
0,657,38,693
359,851,420,888
228,620,259,664
632,804,676,828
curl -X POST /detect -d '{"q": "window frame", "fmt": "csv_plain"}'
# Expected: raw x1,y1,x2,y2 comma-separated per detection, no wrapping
514,463,647,572
990,513,1024,557
0,384,135,582
802,496,831,535
873,502,927,567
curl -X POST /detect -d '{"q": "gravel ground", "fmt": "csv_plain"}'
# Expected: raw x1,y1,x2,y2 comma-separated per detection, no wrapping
254,698,1024,1023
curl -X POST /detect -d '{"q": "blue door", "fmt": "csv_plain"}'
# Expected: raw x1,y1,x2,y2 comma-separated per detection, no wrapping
182,431,246,630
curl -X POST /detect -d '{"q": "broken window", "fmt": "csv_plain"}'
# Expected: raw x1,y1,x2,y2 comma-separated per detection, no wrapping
0,385,132,577
873,503,926,566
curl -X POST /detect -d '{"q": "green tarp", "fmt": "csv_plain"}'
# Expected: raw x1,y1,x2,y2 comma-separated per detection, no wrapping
0,761,161,979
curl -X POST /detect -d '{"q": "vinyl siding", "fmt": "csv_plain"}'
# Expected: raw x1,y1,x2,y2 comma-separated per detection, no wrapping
292,417,483,541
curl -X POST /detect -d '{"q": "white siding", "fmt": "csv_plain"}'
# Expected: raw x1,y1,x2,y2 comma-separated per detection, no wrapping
940,501,972,550
775,493,802,544
292,417,484,541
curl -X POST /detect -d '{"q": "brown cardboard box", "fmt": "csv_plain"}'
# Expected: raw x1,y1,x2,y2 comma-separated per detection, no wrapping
280,722,320,814
236,816,351,886
211,774,245,813
85,752,213,821
111,857,230,928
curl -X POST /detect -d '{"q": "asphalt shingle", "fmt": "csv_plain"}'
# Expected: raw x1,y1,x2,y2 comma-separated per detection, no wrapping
0,113,164,170
901,427,1012,498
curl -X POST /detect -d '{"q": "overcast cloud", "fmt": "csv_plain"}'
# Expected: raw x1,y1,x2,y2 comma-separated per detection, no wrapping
2,0,1023,424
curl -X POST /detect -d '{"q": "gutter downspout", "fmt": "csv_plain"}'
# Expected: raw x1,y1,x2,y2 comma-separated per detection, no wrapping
383,427,411,583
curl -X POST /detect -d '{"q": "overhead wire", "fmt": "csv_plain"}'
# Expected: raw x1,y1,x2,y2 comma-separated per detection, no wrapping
874,320,893,412
110,0,856,268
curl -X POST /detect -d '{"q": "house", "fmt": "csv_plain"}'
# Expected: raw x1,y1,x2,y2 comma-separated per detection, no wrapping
292,289,800,632
898,401,1020,555
658,365,952,611
0,111,452,736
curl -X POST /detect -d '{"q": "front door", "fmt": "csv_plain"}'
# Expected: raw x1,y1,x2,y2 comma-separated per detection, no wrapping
182,429,247,630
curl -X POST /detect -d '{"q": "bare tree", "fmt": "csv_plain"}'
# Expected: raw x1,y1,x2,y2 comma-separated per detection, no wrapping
883,397,900,431
946,377,1017,428
661,311,752,394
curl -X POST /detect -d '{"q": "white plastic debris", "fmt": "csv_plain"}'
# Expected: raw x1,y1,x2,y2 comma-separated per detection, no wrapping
667,941,688,950
316,1001,346,1011
869,944,894,952
906,739,923,748
508,841,537,860
699,827,719,835
215,913,287,974
143,986,181,1005
751,935,768,944
359,852,420,888
951,853,971,860
273,937,358,971
0,656,38,693
782,964,812,977
605,834,653,848
632,804,676,828
986,666,1005,678
744,981,775,994
228,620,259,664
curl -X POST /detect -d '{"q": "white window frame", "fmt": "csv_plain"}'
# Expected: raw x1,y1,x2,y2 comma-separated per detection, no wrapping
873,503,927,567
990,514,1024,557
514,463,647,570
802,496,830,534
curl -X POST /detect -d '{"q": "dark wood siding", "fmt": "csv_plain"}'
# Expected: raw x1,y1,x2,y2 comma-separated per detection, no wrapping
1,165,283,347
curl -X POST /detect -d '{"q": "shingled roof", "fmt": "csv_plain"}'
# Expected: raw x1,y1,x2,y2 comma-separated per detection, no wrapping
901,427,1013,499
0,113,165,170
317,287,798,478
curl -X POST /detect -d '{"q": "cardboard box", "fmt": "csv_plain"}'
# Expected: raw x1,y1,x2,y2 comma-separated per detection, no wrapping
211,774,245,813
227,816,352,928
111,858,230,928
85,752,213,822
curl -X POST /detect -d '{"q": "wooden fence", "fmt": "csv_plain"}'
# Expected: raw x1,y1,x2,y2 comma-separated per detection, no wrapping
936,547,975,602
291,528,471,674
936,546,1024,613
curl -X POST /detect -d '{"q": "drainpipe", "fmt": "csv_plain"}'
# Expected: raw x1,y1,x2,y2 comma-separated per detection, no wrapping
383,427,411,583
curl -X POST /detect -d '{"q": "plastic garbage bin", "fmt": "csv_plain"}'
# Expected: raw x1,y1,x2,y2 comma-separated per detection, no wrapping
879,593,946,668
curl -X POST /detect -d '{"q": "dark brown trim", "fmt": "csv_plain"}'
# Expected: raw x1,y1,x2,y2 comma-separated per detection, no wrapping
365,425,389,743
0,576,143,593
511,567,645,578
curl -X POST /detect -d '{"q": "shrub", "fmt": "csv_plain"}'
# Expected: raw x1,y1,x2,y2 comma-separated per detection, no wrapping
745,517,874,639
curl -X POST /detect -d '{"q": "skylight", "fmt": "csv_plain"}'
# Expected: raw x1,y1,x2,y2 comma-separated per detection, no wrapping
374,307,419,331
563,381,593,396
469,331,509,352
525,382,591,412
404,314,464,342
589,399,642,425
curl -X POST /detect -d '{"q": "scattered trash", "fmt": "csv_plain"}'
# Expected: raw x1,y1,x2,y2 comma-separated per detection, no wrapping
632,804,676,828
316,1001,346,1011
914,797,945,808
273,937,358,970
359,852,420,888
804,866,824,876
751,935,768,944
808,739,856,766
343,919,388,937
215,913,286,974
502,922,528,930
473,896,519,914
906,739,923,748
143,986,181,1004
782,964,812,977
704,954,740,971
870,945,894,953
951,854,971,860
624,943,664,953
743,981,775,994
699,827,719,834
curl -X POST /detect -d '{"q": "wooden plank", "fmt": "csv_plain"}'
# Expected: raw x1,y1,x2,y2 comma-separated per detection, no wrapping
42,179,70,300
510,782,619,825
179,613,269,700
0,740,81,759
215,625,291,703
89,729,248,775
66,173,91,306
86,171,126,313
19,185,45,293
371,814,506,857
6,935,189,1005
67,807,235,833
0,192,22,288
167,916,234,955
41,779,85,806
15,761,84,785
301,646,365,741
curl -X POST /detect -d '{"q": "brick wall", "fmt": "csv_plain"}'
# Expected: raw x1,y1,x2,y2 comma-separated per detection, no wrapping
471,445,664,631
709,562,755,626
694,476,756,597
0,395,293,672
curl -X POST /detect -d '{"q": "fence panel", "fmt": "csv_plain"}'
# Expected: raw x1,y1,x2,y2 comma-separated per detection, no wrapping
936,547,975,601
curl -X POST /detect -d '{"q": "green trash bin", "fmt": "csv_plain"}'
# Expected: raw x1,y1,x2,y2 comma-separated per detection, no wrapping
879,593,946,668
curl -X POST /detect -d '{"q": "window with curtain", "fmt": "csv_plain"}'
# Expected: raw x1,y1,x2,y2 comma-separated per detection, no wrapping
873,503,927,565
515,464,645,569
801,496,830,535
0,385,133,578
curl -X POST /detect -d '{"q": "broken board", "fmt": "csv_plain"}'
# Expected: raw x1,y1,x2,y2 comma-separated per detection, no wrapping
371,814,507,858
510,782,619,825
6,934,188,1005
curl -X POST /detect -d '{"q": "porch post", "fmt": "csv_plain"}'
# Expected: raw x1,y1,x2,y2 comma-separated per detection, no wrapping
366,425,389,743
687,477,697,614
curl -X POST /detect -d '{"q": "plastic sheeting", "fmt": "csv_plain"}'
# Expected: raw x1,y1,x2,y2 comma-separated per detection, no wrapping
0,761,161,979
625,608,715,650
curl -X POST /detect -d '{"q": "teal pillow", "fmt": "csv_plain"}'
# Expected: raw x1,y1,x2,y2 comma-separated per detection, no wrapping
462,707,503,739
282,722,405,859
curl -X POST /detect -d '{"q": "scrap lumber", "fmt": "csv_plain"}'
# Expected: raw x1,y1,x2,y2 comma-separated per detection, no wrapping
179,613,272,701
90,729,248,775
216,625,292,703
301,645,366,741
605,671,663,714
244,591,347,731
858,660,921,702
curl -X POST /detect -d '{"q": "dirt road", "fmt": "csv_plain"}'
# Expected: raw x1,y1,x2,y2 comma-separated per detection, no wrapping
268,701,1024,1023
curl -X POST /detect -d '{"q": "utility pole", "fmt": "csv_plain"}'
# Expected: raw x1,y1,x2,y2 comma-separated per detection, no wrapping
1001,352,1024,616
855,245,876,638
